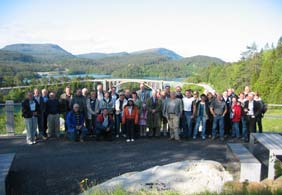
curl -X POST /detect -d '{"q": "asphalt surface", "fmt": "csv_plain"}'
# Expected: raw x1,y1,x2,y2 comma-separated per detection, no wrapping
0,136,228,195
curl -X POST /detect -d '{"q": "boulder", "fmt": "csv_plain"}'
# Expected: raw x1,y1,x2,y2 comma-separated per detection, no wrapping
83,160,233,195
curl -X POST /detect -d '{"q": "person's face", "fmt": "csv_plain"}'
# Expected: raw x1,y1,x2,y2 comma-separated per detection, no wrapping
104,92,109,98
76,90,82,96
66,87,71,95
120,95,125,100
82,89,88,96
111,88,116,93
73,105,79,112
132,94,137,99
165,87,170,92
102,109,108,116
91,92,97,99
194,92,198,98
125,90,130,96
140,84,145,91
232,97,237,104
239,93,244,99
97,85,102,91
227,89,232,96
248,95,254,101
34,89,39,96
176,87,181,93
49,93,55,99
170,93,176,99
201,96,206,102
27,93,33,100
185,91,191,97
245,86,250,92
128,101,133,106
42,90,48,96
217,95,222,101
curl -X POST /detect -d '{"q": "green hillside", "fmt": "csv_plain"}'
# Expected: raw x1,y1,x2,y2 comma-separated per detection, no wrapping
187,37,282,103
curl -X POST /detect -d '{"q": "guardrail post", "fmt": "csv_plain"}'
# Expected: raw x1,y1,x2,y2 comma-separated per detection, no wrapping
5,100,15,135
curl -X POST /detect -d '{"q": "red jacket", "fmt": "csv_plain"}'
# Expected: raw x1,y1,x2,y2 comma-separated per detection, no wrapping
122,106,139,125
232,104,241,122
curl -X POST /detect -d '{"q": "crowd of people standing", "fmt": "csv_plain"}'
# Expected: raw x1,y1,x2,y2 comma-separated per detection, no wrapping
22,83,267,145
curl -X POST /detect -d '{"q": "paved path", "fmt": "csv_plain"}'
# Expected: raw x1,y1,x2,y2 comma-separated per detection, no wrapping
0,136,228,195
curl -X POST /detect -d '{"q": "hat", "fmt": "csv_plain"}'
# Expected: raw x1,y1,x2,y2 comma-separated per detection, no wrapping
128,98,134,102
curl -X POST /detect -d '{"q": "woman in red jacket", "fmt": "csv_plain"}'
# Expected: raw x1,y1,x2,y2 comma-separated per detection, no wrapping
231,97,242,138
122,99,139,142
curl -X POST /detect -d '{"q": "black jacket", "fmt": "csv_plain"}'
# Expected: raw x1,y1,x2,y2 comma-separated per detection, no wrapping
243,100,261,118
22,99,40,118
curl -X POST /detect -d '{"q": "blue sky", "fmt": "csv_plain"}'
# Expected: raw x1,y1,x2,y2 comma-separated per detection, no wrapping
0,0,282,61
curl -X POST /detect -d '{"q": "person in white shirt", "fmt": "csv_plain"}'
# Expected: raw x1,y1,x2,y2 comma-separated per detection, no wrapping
182,89,194,138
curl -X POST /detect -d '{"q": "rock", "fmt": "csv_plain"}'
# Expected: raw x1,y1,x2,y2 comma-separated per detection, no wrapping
83,160,233,195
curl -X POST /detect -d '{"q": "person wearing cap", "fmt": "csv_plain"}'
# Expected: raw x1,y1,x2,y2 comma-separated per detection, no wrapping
66,103,88,142
95,108,114,141
122,98,139,142
115,93,128,137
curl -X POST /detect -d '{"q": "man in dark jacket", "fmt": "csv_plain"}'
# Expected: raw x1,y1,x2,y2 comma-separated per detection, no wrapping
22,92,40,145
244,93,261,141
46,92,61,138
96,108,114,141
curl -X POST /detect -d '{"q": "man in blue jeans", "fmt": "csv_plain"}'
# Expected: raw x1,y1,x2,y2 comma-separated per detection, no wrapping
210,94,227,141
182,89,194,138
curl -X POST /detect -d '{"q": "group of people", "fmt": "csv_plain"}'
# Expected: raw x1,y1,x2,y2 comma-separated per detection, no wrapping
22,83,266,145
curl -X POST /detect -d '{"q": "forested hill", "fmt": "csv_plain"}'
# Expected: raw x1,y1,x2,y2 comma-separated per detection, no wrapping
187,37,282,103
0,43,226,82
2,43,74,62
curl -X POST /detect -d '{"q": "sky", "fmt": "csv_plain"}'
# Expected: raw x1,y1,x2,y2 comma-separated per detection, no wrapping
0,0,282,62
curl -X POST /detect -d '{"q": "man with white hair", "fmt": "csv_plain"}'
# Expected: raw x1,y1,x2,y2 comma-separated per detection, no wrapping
66,104,88,142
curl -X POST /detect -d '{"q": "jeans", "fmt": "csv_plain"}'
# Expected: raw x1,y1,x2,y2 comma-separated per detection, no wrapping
212,115,225,138
232,122,240,138
115,114,122,135
184,111,193,138
25,117,38,142
193,116,206,138
68,127,87,141
241,116,247,139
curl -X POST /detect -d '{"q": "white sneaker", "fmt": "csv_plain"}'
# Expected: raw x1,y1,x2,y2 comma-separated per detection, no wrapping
32,141,36,144
27,140,33,145
126,139,130,142
116,134,119,138
131,139,135,142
